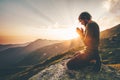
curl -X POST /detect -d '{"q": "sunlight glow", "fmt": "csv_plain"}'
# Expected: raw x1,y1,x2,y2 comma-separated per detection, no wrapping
44,27,79,40
63,28,79,40
1,0,115,44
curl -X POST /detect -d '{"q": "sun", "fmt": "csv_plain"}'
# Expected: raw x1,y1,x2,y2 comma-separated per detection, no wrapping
13,26,80,42
64,28,79,40
44,27,79,40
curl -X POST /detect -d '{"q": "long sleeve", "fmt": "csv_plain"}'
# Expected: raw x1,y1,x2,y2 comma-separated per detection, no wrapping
83,22,100,50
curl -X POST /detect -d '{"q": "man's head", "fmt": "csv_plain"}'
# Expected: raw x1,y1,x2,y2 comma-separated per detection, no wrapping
78,12,92,26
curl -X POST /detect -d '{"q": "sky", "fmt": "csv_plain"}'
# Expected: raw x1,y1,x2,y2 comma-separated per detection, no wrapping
0,0,120,44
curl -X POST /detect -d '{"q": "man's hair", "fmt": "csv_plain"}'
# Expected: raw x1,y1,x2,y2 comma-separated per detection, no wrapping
78,12,92,20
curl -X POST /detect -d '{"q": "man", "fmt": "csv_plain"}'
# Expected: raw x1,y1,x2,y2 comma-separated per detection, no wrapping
67,12,101,72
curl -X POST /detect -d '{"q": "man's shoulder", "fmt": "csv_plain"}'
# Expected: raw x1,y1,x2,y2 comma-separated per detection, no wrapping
88,21,98,26
87,21,99,28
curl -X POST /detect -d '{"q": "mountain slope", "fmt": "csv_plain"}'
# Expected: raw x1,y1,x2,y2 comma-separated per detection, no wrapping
0,43,28,52
100,24,120,39
100,24,120,64
3,45,120,80
1,46,83,80
17,38,82,66
29,60,120,80
23,39,61,53
0,38,82,80
0,39,61,68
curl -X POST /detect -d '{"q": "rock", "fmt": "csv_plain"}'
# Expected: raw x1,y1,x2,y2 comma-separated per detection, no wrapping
29,60,120,80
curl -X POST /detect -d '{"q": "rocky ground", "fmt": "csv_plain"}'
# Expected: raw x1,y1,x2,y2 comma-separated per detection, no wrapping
29,59,120,80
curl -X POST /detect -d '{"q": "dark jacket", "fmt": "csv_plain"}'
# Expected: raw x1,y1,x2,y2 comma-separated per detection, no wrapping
82,21,100,51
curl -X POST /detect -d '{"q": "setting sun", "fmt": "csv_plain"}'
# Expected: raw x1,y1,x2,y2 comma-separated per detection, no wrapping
41,27,79,40
62,28,79,40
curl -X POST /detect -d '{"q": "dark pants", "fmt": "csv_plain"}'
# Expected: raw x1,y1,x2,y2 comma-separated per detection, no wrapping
67,50,101,72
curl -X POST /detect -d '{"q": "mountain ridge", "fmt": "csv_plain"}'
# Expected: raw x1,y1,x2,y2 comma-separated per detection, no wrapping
100,24,120,39
0,43,29,52
0,39,61,68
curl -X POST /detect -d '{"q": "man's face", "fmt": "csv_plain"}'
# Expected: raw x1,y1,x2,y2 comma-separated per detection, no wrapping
79,19,88,26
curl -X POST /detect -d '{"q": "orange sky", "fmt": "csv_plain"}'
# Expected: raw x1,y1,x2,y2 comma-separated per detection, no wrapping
0,35,34,44
0,28,79,44
0,0,120,44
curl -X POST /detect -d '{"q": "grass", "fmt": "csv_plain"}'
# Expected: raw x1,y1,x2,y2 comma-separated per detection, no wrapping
107,64,120,71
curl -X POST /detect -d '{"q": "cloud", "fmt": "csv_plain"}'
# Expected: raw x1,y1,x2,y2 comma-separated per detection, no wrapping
98,0,120,30
103,0,120,17
104,0,120,15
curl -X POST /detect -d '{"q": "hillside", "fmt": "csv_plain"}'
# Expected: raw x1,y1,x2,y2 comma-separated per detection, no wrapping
0,38,82,80
0,39,61,68
4,46,120,80
23,39,61,53
29,60,120,80
0,43,29,52
0,47,83,80
100,24,120,39
16,38,82,66
100,24,120,64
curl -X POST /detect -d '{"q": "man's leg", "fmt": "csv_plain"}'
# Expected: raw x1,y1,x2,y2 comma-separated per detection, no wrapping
93,54,101,72
67,53,89,70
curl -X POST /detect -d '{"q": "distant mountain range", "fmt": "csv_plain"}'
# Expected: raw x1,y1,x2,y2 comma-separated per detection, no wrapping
0,43,29,52
0,39,61,68
0,24,120,80
17,38,82,66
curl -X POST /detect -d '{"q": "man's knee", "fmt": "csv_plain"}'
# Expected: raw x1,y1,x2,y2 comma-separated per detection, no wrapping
66,56,85,70
66,59,75,70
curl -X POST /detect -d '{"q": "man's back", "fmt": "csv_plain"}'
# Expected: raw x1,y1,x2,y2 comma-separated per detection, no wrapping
84,21,100,50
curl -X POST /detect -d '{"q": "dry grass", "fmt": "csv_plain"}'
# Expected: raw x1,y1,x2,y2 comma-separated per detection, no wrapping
107,64,120,70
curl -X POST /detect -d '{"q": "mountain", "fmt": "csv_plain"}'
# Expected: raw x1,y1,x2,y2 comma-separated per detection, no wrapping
100,24,120,39
0,43,29,52
4,45,120,80
100,24,120,64
100,24,120,48
0,39,61,68
17,38,82,66
23,39,61,53
0,38,82,80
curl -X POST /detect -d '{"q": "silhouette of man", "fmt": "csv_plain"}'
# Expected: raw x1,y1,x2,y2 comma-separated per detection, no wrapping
67,12,101,72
